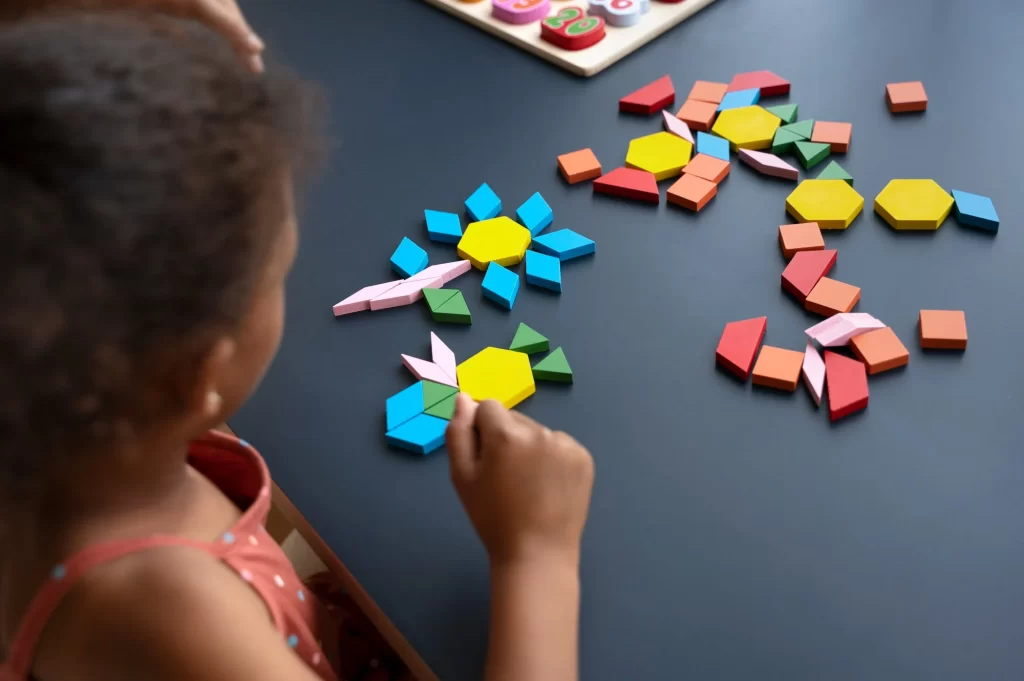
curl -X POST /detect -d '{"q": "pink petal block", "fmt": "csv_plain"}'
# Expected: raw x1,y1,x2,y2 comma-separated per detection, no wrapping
806,313,885,347
492,0,550,24
430,332,458,385
738,149,799,181
333,281,403,316
408,260,472,284
802,343,825,407
368,275,443,311
401,354,458,387
662,110,694,144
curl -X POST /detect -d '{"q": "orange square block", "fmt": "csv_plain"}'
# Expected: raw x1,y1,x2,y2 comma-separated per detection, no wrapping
850,327,909,374
687,80,728,104
811,121,852,153
683,153,730,184
778,222,824,259
886,81,928,113
558,148,602,184
919,309,967,350
676,99,717,132
751,346,804,391
667,173,717,212
805,277,860,316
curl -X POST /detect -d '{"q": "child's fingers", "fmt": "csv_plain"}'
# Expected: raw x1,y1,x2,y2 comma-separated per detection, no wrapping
446,393,480,483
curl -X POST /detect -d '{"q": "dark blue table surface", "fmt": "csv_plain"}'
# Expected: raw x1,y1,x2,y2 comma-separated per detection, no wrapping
233,1,1024,679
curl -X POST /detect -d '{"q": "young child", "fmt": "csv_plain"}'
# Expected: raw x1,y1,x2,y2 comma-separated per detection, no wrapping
0,8,594,681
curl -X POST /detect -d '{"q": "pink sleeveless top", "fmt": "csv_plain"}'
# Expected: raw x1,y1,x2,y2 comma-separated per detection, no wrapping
0,431,337,681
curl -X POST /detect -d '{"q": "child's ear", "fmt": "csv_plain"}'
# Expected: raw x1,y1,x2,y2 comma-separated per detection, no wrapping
190,336,237,423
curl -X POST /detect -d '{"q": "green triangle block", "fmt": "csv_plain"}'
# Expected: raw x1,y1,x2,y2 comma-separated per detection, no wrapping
422,381,458,410
432,290,472,324
532,347,573,383
815,160,854,186
510,323,549,354
424,393,457,420
771,128,804,154
423,287,458,312
794,140,831,169
765,103,798,124
781,119,814,140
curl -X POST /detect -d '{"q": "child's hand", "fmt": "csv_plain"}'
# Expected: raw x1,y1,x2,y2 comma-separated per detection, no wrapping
447,394,594,568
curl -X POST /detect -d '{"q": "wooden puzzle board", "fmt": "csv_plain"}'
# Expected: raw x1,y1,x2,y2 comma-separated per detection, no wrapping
421,0,723,77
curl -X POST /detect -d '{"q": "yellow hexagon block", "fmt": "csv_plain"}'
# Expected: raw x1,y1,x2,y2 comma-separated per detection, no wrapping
457,347,536,409
711,105,781,151
625,131,692,181
456,216,531,271
874,179,954,230
786,179,865,229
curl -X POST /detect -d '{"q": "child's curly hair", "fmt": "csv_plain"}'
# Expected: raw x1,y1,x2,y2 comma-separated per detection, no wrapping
0,13,322,506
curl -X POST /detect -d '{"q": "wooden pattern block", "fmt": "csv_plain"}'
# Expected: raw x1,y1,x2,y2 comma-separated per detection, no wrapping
457,216,532,270
874,179,954,230
781,249,837,302
676,99,718,132
531,229,595,261
794,140,831,169
802,343,825,406
786,179,865,229
951,190,999,231
423,287,459,313
728,70,790,97
886,81,927,113
510,322,549,354
482,262,520,310
402,354,459,387
715,316,767,380
558,148,602,184
805,313,885,347
824,351,869,422
524,250,562,292
532,347,573,383
432,290,472,324
457,347,536,408
369,275,444,311
919,310,967,350
590,0,650,27
811,121,852,153
334,280,402,316
424,393,457,420
696,132,730,161
751,346,804,392
738,149,798,181
781,119,814,139
716,88,759,112
385,382,426,432
540,6,606,50
465,182,502,221
667,173,717,211
804,277,861,316
682,153,730,184
619,74,674,114
492,0,550,24
687,80,728,104
765,103,798,124
385,413,448,455
815,160,854,186
422,380,459,412
431,332,458,385
516,191,553,235
408,260,473,284
778,222,824,259
662,110,695,143
424,210,464,244
390,237,429,278
593,167,660,203
625,131,693,181
711,105,781,151
771,127,804,154
850,327,909,374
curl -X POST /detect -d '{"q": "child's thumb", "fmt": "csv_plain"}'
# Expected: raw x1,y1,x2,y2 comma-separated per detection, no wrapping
446,393,479,483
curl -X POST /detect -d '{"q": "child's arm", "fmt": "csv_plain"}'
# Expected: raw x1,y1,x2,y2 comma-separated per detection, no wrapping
447,396,595,681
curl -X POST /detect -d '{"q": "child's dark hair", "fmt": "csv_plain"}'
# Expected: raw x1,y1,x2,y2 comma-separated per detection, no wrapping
0,14,321,505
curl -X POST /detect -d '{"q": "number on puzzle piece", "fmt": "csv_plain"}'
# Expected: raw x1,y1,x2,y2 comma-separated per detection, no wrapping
541,6,606,50
492,0,552,25
588,0,650,27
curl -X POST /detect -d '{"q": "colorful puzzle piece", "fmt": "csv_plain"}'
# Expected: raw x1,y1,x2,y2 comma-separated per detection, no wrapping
778,222,824,259
815,160,853,186
676,99,718,132
619,73,673,113
432,290,472,324
492,0,552,23
824,351,869,422
516,192,554,236
805,313,885,347
402,354,458,387
457,347,536,408
532,347,573,383
590,0,651,27
771,127,804,154
465,182,502,221
682,153,730,184
662,110,695,143
801,343,825,406
408,260,473,284
919,310,967,350
764,103,798,124
752,345,804,391
717,88,760,112
390,237,428,278
804,277,860,316
457,216,532,270
874,179,954,230
850,327,909,374
781,119,814,139
781,249,837,302
715,316,767,380
738,149,798,181
950,190,999,232
510,322,549,354
540,5,606,50
424,210,463,244
385,413,448,455
626,131,692,180
334,281,402,316
369,276,443,311
696,132,730,161
431,332,458,385
531,229,595,261
793,140,831,169
886,81,927,113
785,179,865,229
712,105,781,150
482,262,520,310
687,80,728,104
558,148,602,184
424,393,457,420
385,383,426,432
524,250,562,292
811,121,852,153
422,287,458,311
667,173,717,211
728,70,790,97
593,167,660,203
